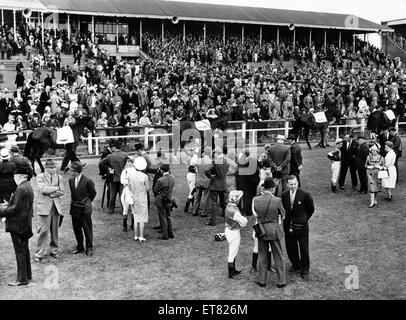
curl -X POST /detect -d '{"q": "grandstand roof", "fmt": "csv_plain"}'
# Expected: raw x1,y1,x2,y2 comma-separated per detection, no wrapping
32,0,393,33
1,0,46,11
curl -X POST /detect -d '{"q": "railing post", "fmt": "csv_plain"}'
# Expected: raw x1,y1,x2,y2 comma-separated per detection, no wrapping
336,126,339,141
144,128,149,147
152,135,156,151
284,120,289,137
395,119,399,132
95,138,99,156
360,117,366,133
87,132,93,154
241,121,247,142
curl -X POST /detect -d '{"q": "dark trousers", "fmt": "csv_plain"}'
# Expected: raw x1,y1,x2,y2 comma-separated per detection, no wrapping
356,163,368,192
10,232,32,283
193,187,209,216
61,144,80,170
258,238,286,286
207,190,226,225
157,205,173,239
109,181,123,212
339,159,358,188
71,208,93,251
284,224,310,274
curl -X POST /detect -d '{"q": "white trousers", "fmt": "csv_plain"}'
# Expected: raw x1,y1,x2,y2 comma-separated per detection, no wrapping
225,228,241,263
331,161,341,185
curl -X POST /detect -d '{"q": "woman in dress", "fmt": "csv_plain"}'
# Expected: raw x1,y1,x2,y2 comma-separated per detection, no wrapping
381,141,397,201
365,145,384,208
128,156,150,242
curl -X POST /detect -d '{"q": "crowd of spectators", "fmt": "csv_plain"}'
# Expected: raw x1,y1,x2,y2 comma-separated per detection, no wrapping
1,22,406,141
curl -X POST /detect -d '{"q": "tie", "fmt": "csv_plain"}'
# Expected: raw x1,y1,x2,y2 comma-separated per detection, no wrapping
290,191,295,209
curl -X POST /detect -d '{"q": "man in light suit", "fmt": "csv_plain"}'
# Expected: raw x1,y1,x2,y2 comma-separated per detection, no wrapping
193,146,214,217
282,175,314,281
267,135,291,192
153,164,176,240
252,178,287,288
206,148,229,226
34,159,65,262
69,162,97,256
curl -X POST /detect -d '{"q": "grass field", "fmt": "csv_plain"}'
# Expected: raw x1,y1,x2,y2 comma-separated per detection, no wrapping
0,143,405,300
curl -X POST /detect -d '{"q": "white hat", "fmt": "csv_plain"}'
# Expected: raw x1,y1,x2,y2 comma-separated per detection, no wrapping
1,148,11,161
276,135,286,142
133,156,147,171
228,190,244,204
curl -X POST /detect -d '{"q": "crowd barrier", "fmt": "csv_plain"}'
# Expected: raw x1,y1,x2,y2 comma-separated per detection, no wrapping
1,118,405,157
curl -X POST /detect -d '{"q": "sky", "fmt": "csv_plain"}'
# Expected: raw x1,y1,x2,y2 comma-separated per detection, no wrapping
165,0,406,47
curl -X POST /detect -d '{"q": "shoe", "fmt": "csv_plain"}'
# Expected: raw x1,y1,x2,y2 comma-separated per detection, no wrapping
50,253,59,259
86,250,93,256
159,236,169,240
192,213,198,216
277,284,287,289
153,226,162,230
289,266,300,273
368,204,376,208
34,257,42,263
168,235,174,239
157,230,163,233
8,282,28,286
200,214,208,218
139,237,146,242
301,273,309,281
72,249,84,255
206,222,215,226
255,281,266,288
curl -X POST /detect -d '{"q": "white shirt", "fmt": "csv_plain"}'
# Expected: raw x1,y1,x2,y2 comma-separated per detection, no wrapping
75,174,82,189
290,189,297,208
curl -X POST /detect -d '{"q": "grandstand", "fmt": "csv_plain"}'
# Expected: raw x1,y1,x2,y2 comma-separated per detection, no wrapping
382,18,406,64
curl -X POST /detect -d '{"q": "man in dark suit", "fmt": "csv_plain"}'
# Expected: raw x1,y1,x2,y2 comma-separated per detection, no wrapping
206,148,229,226
153,164,176,240
355,135,370,194
378,129,391,157
99,140,114,208
69,162,97,256
282,175,314,281
288,134,303,187
389,127,402,180
338,133,358,190
99,140,128,214
0,163,34,286
267,135,291,192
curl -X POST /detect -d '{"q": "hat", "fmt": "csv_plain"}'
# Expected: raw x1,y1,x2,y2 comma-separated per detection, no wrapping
112,140,122,149
44,159,56,169
133,156,147,171
160,164,170,172
1,148,10,160
385,141,394,148
134,143,144,151
287,134,296,141
262,177,276,189
335,138,343,144
228,190,244,204
370,144,378,152
357,135,366,140
10,146,20,153
70,161,83,173
276,135,286,142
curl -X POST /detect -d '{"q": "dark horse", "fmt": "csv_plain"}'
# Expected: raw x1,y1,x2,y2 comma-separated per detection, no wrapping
367,106,405,135
171,117,228,158
24,116,96,175
290,109,341,150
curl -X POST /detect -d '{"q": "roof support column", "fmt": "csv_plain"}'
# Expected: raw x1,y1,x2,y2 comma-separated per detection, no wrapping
78,15,80,33
309,29,312,46
1,9,4,26
277,27,279,45
116,19,119,47
223,23,225,45
203,23,206,45
91,15,95,43
13,10,16,42
241,25,244,45
161,21,164,44
54,13,57,38
259,25,262,47
353,33,356,54
324,30,327,53
183,22,186,43
339,31,341,49
41,11,44,46
67,14,71,41
139,19,142,49
293,28,296,48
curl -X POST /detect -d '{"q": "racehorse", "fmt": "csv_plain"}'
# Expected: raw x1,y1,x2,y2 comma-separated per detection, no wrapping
290,109,341,150
24,116,96,175
171,117,228,159
367,106,405,135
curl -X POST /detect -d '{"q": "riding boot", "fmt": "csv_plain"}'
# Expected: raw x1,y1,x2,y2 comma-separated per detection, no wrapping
130,219,134,231
122,219,127,232
251,253,258,272
228,263,235,279
184,199,191,213
331,183,337,193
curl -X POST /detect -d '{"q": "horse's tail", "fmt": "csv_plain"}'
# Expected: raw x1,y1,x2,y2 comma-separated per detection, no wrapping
24,132,34,158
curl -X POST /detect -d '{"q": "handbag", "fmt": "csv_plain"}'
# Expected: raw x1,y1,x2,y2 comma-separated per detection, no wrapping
253,198,272,239
378,169,389,179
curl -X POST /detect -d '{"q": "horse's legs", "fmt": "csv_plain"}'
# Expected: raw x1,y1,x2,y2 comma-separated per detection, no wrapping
304,127,312,150
35,146,47,173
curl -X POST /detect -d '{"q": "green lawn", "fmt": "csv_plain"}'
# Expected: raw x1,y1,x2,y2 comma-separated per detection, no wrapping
0,145,405,300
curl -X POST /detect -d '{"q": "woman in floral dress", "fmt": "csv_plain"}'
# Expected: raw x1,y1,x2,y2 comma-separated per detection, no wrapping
365,145,384,208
